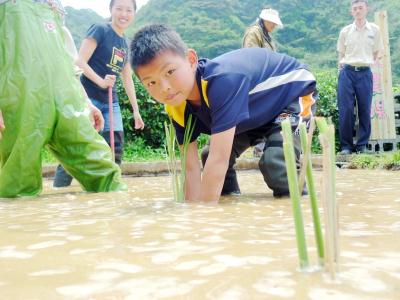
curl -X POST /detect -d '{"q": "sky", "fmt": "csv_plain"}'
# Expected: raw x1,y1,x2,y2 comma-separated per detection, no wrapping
62,0,149,17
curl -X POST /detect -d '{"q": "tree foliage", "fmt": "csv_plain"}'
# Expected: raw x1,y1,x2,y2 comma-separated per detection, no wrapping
64,6,105,48
63,0,400,148
131,0,400,82
65,1,400,81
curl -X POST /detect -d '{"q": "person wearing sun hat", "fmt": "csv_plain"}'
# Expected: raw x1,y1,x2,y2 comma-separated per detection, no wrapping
242,7,283,51
241,7,284,160
201,7,309,198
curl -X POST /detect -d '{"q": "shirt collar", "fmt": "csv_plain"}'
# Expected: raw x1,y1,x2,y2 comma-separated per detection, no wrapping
351,20,372,31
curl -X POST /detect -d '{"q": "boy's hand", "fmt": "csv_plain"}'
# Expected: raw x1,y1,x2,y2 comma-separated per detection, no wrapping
100,74,116,89
0,110,5,139
200,127,236,202
87,101,104,132
133,110,145,130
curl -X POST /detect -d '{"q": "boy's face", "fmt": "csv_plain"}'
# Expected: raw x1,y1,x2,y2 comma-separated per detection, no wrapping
136,50,198,107
351,1,368,21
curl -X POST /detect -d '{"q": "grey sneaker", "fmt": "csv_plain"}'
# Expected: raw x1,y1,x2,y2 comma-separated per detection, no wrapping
339,149,352,155
356,147,368,154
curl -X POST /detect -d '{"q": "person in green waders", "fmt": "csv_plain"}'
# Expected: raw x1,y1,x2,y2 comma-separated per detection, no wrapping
0,0,126,198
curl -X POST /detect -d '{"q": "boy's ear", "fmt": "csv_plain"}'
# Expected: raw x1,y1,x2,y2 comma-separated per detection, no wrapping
187,49,198,70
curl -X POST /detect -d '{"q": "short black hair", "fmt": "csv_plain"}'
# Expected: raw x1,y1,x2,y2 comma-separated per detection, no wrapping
130,24,188,72
109,0,137,12
351,0,368,5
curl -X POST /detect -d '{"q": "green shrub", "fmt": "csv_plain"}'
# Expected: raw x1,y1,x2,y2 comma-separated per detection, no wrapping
349,154,380,169
117,76,169,148
117,71,397,155
122,138,165,161
312,70,340,153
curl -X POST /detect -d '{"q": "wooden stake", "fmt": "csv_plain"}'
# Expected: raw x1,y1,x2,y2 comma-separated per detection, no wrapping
316,118,339,278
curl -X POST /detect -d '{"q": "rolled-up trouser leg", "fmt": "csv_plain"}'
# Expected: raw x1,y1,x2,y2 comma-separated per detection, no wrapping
259,128,301,197
102,131,124,165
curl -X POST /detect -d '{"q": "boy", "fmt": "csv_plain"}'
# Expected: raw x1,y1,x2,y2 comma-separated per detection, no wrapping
130,24,316,202
0,0,126,198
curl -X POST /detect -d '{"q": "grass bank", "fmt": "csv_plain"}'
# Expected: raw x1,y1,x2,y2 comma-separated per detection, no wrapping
347,150,400,170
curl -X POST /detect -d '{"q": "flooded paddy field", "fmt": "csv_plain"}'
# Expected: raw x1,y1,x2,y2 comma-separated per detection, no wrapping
0,169,399,299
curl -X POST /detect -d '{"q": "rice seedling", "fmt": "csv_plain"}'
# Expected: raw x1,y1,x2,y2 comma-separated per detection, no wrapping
164,115,195,203
281,119,309,269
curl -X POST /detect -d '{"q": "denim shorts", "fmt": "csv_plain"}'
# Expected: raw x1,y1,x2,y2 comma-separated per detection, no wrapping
90,98,124,132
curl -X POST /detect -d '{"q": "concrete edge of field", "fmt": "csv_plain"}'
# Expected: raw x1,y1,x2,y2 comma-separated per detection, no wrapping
42,155,325,178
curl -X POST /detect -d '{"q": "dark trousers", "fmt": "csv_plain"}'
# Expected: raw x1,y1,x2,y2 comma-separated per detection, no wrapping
53,131,124,187
337,67,373,151
201,97,314,197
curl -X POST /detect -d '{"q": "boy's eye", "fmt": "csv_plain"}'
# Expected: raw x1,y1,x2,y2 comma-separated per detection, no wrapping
166,69,176,76
147,81,156,87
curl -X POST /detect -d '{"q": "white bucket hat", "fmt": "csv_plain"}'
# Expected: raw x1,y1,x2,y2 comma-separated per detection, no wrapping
259,8,283,28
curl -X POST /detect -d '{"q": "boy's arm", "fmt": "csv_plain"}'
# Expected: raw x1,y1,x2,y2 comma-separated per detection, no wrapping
184,141,202,201
200,127,236,202
121,64,144,130
76,38,116,89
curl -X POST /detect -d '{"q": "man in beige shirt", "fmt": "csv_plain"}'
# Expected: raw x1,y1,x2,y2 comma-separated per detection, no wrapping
337,0,383,154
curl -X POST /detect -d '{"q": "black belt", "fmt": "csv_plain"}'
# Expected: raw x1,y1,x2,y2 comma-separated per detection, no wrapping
344,64,370,72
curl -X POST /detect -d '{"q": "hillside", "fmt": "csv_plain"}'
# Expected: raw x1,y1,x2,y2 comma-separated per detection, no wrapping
64,6,105,48
132,0,400,82
64,1,399,82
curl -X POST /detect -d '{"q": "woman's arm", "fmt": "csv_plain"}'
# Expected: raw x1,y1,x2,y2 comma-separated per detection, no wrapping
121,63,144,129
76,38,116,89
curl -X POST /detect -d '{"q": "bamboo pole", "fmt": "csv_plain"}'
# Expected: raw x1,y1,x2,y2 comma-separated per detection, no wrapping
298,119,316,194
299,120,325,266
281,119,309,269
370,10,396,140
316,118,339,278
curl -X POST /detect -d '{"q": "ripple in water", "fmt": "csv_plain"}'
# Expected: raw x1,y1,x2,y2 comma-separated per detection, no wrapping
96,260,142,274
174,260,208,271
0,248,34,259
29,268,72,276
308,288,374,300
198,263,227,276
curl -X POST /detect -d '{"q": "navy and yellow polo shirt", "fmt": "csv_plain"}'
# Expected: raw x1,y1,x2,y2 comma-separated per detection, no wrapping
166,47,316,144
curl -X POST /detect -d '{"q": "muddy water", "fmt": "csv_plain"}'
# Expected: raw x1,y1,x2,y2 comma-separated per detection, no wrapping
0,169,399,299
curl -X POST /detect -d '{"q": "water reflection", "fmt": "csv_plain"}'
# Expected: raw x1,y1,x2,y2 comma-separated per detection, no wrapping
0,169,399,299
